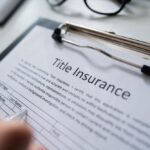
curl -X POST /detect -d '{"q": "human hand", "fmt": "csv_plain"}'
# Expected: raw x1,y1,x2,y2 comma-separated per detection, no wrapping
0,121,45,150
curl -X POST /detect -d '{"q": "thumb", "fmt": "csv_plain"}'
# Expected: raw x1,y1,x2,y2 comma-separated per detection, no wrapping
0,121,31,150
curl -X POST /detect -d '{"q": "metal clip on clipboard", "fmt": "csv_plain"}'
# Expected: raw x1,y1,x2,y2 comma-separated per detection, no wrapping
52,22,150,76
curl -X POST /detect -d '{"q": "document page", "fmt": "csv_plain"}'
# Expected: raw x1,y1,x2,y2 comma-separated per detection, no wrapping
0,26,150,150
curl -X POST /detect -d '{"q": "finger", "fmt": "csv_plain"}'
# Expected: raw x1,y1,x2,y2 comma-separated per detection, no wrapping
0,121,32,150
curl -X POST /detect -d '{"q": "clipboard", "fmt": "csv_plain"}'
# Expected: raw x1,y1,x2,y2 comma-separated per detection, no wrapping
1,18,150,76
0,18,60,60
0,18,150,150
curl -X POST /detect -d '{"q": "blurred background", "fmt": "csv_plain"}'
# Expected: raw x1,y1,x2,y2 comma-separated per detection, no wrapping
0,0,150,54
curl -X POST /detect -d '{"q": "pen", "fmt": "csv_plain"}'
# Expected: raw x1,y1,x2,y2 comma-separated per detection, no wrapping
5,110,28,121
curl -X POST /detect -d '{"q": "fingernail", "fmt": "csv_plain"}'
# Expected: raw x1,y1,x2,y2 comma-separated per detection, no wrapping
37,145,46,150
29,143,46,150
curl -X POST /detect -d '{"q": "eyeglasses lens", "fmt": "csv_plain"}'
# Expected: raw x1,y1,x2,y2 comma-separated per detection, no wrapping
47,0,64,6
86,0,124,14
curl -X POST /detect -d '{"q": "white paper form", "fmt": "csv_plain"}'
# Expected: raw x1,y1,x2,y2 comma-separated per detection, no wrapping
0,26,150,150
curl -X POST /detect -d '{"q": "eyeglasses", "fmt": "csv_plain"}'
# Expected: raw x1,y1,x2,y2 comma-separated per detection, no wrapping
47,0,131,16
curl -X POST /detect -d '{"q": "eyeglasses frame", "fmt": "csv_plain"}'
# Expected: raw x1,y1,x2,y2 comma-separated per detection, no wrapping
47,0,131,16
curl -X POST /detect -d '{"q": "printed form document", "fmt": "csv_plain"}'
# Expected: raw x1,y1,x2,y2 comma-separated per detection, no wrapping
0,26,150,150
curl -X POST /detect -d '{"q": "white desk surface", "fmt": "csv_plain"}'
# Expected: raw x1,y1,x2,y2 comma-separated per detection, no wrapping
0,0,150,54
